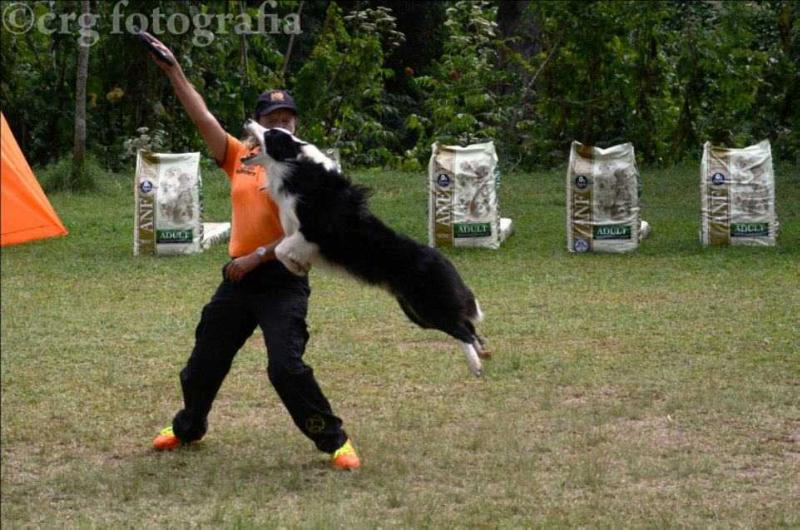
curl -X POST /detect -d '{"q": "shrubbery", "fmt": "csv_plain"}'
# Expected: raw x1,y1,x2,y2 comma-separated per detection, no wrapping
37,153,104,193
407,1,505,164
1,0,797,176
292,3,404,166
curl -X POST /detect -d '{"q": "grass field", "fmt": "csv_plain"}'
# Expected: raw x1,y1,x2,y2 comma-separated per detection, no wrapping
2,161,799,528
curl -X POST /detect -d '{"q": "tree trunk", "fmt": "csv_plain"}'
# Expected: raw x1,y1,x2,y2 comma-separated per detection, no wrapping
497,1,531,41
634,30,658,162
239,0,250,118
43,33,66,164
281,0,304,81
72,0,90,190
581,55,600,145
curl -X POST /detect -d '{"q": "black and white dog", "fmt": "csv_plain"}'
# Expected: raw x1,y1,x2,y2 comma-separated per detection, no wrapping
242,120,488,376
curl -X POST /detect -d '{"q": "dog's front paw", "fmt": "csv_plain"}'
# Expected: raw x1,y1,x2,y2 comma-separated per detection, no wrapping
286,258,310,276
276,247,310,276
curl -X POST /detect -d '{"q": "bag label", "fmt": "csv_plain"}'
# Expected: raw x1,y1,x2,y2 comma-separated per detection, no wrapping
593,224,632,240
136,170,157,256
157,229,193,244
731,222,769,237
707,167,730,245
454,223,491,238
571,174,593,252
434,175,454,245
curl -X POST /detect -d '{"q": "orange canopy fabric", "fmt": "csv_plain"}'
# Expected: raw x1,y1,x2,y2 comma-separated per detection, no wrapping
1,112,68,246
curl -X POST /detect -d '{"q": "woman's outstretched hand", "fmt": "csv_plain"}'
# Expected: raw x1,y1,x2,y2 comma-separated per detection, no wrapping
138,30,179,73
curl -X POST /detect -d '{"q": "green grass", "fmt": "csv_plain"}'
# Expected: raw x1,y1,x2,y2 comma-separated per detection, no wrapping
2,162,799,528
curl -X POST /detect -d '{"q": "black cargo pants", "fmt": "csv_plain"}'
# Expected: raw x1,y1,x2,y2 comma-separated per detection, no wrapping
172,259,348,454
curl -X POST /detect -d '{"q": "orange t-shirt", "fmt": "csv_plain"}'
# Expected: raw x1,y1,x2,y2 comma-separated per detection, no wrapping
218,134,284,258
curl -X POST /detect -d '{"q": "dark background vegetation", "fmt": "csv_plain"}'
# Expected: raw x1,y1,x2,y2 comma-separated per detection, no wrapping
1,0,797,186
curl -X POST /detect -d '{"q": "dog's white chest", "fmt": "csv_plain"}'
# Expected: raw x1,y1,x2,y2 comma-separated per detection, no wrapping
264,162,299,235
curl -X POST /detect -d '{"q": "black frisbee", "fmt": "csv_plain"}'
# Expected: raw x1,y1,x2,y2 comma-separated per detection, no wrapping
134,28,174,66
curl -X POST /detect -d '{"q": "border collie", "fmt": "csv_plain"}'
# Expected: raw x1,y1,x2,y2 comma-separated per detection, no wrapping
242,121,488,376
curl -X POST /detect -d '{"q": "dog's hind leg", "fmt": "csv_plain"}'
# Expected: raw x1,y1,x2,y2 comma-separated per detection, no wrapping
399,296,486,376
445,323,484,377
397,297,433,329
460,342,483,377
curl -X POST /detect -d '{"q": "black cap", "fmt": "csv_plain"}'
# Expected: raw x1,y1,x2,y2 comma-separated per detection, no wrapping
254,89,298,118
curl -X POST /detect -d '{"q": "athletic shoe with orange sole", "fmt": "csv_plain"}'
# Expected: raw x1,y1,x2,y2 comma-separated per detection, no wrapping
330,439,360,470
152,426,182,451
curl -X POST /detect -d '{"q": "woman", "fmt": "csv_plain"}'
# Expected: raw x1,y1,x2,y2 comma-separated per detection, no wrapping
143,33,359,471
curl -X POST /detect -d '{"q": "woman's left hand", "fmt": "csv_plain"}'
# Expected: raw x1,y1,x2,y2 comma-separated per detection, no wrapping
224,254,260,282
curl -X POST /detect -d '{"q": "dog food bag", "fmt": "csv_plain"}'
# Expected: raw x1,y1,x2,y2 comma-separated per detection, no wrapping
700,140,778,246
134,151,203,256
428,141,505,249
566,141,642,253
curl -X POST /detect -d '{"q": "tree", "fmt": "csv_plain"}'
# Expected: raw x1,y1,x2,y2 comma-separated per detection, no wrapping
71,0,92,190
412,0,504,149
0,0,797,173
292,2,404,165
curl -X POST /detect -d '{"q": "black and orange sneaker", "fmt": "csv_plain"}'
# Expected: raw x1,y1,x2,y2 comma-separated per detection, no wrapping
152,426,181,451
330,439,360,470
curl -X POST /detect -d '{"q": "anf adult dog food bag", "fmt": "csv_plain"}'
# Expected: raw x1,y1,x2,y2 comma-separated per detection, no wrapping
428,141,511,249
134,151,203,256
566,141,642,253
700,140,778,246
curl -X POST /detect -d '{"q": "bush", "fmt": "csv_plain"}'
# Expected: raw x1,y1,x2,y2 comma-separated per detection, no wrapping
411,1,505,152
291,2,404,166
37,153,106,193
121,127,167,161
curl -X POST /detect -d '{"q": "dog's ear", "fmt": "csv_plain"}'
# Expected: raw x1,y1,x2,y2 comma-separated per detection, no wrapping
263,129,303,162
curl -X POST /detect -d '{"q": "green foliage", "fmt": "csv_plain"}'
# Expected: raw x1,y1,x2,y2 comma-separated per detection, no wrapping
515,1,675,165
36,153,105,193
0,1,797,171
291,2,404,166
0,0,288,171
666,1,772,157
510,0,798,166
0,2,77,165
411,1,504,152
122,127,167,160
747,0,800,162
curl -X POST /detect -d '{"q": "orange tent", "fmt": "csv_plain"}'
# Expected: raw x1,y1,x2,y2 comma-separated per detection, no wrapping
1,112,68,246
